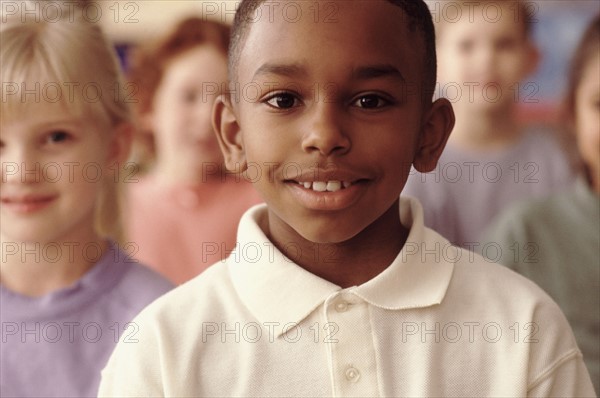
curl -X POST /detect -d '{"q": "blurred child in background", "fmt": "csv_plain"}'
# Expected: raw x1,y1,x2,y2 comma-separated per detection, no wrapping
485,15,600,393
404,0,574,248
126,17,262,285
0,6,173,397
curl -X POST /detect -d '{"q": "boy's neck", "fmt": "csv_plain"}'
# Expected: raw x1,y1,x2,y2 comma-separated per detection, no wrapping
269,202,408,289
0,231,107,297
450,106,522,151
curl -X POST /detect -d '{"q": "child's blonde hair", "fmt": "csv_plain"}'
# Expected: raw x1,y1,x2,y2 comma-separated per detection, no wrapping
1,2,132,241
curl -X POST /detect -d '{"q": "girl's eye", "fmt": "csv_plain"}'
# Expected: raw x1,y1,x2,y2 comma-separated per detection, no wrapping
47,130,70,143
353,95,389,109
265,93,299,109
458,40,474,54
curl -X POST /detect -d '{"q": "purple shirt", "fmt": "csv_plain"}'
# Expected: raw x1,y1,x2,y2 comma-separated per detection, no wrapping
0,243,173,397
402,128,574,248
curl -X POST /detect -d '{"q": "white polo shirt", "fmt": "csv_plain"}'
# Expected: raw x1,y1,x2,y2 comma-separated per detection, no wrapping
99,198,595,397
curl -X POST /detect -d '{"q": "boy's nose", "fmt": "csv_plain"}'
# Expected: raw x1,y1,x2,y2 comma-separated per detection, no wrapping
302,105,350,157
476,46,498,75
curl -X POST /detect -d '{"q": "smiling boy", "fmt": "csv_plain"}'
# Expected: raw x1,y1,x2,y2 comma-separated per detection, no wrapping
214,0,451,289
98,1,594,396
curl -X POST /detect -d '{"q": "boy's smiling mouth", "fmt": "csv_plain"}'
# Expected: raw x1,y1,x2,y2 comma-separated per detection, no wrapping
283,167,371,196
283,168,371,211
294,180,353,192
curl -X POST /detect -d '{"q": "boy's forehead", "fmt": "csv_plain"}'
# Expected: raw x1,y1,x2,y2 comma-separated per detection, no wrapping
237,0,424,83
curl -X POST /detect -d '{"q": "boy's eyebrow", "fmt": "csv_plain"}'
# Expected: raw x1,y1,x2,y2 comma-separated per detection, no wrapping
252,63,308,80
252,63,406,83
351,64,406,83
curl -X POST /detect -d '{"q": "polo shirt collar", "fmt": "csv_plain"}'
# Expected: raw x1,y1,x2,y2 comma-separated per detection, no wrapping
228,198,455,334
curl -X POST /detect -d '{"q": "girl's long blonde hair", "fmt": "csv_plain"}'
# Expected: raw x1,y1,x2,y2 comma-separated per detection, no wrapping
1,2,132,242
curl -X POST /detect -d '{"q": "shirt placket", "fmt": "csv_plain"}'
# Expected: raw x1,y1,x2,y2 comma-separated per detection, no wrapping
324,291,380,397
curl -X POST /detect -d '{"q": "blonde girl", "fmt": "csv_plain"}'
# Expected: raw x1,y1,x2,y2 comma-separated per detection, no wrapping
0,4,172,396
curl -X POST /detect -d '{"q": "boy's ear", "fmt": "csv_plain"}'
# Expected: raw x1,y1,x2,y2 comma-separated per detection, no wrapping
413,98,455,173
212,95,247,172
107,122,134,165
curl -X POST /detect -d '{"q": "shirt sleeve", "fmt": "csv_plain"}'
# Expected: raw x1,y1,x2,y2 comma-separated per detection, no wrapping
97,314,164,397
527,351,597,397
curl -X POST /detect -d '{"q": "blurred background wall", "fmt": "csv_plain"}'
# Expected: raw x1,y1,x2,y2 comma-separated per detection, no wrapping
97,0,239,42
526,1,599,121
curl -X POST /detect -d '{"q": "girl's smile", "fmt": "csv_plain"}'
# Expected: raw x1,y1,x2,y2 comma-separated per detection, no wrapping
1,193,58,214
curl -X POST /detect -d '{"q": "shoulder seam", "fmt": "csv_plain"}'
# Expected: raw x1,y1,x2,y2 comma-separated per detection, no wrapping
527,348,582,391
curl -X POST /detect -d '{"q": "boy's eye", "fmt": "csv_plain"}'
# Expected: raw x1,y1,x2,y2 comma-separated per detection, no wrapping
264,93,299,109
496,38,517,51
353,95,389,109
46,130,70,143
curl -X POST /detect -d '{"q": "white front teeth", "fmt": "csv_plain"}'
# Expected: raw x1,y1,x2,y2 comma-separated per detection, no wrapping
298,180,351,192
313,181,327,192
326,181,341,191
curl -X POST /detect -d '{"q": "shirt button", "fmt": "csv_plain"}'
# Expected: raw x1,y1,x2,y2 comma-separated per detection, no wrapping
345,366,360,383
335,301,349,312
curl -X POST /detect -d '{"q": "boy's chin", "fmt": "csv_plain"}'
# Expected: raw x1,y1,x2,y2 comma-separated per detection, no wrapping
292,222,364,246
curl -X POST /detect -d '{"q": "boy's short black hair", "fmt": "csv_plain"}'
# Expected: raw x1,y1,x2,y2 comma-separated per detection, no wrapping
229,0,437,101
